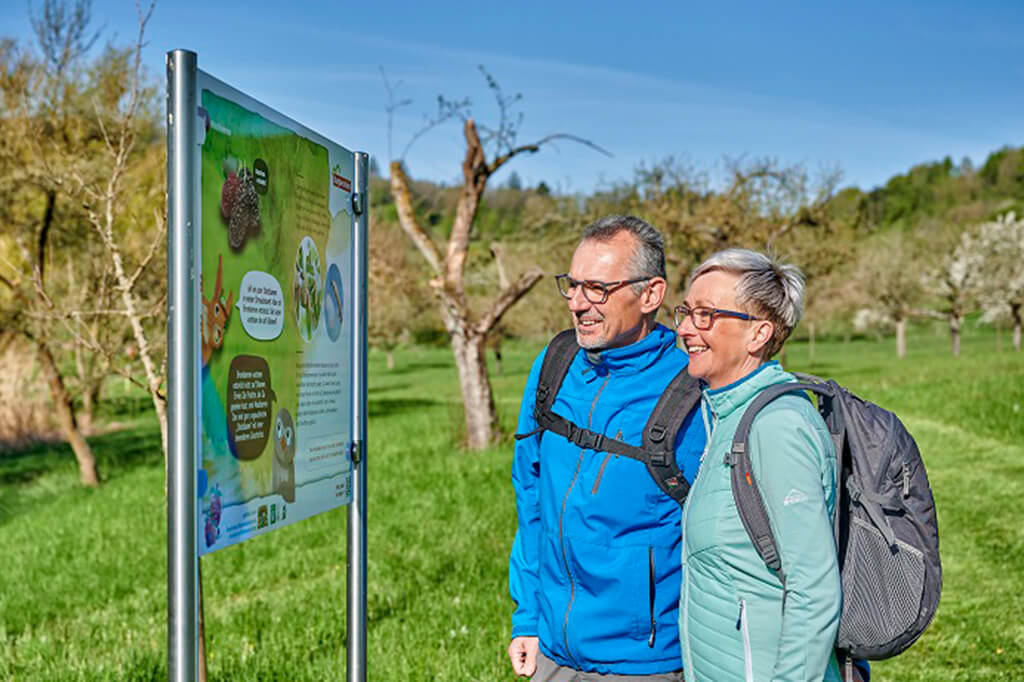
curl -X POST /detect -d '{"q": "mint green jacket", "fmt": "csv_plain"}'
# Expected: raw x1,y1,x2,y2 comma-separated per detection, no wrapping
680,362,841,682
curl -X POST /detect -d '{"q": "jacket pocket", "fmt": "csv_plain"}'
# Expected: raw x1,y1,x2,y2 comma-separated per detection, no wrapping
647,546,657,648
736,598,753,682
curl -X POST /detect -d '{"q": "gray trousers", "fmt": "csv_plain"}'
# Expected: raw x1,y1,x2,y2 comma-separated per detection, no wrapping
532,651,684,682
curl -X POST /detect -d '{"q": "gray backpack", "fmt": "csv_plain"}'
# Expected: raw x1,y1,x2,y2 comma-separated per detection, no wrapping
727,375,941,663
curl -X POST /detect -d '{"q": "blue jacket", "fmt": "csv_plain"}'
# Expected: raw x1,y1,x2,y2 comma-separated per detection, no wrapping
510,325,707,675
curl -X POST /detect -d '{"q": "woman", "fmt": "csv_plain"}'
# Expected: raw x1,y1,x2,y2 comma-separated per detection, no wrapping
675,249,842,682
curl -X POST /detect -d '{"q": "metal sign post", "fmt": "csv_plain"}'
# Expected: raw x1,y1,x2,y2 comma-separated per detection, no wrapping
347,153,369,682
167,47,199,682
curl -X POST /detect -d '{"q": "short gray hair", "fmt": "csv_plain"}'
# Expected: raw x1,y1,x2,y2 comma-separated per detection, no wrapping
581,215,666,294
690,248,805,358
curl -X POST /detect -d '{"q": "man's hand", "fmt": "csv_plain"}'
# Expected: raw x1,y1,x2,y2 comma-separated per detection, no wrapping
507,636,539,677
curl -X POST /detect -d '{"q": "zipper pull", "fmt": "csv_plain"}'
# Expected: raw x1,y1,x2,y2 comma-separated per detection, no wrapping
902,460,911,498
736,600,744,630
648,621,656,648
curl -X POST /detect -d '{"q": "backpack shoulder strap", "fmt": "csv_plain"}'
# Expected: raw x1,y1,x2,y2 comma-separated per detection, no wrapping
514,329,579,442
639,369,702,505
515,331,703,507
727,381,839,585
535,329,579,412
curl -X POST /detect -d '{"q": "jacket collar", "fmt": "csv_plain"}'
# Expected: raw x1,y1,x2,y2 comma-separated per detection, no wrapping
581,323,678,376
702,361,792,419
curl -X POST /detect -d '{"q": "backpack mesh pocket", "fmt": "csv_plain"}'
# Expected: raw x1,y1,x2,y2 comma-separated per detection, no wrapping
838,516,925,650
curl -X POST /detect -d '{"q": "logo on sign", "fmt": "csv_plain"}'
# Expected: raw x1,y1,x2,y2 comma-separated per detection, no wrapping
331,164,351,192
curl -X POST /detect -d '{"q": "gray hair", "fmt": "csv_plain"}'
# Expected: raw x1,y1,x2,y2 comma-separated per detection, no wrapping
581,215,666,294
690,248,805,358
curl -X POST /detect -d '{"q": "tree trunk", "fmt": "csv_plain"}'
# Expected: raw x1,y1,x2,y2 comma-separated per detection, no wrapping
79,381,103,433
1013,303,1022,352
949,313,961,358
450,331,497,450
896,318,907,359
808,322,815,365
35,340,100,486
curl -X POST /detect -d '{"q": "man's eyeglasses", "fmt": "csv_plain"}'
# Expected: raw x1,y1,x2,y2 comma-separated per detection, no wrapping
673,304,758,330
555,274,649,304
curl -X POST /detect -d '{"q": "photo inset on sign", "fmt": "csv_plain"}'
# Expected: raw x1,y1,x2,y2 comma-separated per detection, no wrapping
323,263,343,342
293,236,322,342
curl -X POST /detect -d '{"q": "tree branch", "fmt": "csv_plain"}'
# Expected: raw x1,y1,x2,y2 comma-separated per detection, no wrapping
475,266,544,336
125,208,166,293
389,161,443,275
36,189,56,287
488,133,611,175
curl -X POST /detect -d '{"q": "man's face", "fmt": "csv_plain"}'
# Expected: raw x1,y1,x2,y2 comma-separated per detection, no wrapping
566,232,649,350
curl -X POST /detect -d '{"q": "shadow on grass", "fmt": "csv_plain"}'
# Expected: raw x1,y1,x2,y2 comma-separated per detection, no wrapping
368,382,411,394
0,422,163,525
95,395,154,421
368,398,440,418
382,360,451,376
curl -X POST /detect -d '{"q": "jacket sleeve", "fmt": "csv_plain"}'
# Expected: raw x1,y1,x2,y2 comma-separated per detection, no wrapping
750,400,842,681
509,351,546,638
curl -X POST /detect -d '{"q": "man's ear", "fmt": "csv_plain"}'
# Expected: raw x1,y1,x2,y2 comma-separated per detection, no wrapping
640,277,667,314
747,319,775,356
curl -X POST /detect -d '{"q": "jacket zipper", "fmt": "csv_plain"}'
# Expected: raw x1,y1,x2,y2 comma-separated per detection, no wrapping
647,546,657,647
682,396,716,677
558,374,609,667
737,598,753,682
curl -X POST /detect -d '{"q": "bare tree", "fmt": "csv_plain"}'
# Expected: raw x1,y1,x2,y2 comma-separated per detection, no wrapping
386,67,607,449
367,218,427,369
66,1,170,456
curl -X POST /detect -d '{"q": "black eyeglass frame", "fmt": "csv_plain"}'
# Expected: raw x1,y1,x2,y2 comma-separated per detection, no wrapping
554,273,651,304
673,304,759,330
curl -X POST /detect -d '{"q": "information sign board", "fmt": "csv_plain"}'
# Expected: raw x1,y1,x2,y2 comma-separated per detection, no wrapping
194,71,355,554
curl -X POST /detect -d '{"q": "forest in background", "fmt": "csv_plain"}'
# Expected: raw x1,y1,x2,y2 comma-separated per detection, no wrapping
2,0,1024,462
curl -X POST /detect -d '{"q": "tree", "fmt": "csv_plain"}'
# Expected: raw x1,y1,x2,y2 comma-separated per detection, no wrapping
367,219,429,369
0,16,104,485
386,67,607,448
853,231,926,358
63,2,169,456
1,2,165,480
976,212,1024,351
922,223,985,357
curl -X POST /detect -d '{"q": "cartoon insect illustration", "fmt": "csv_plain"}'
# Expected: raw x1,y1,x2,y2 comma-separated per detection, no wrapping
204,485,223,548
201,254,234,366
272,407,296,503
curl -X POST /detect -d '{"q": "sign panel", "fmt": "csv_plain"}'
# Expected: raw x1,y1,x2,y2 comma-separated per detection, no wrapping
195,71,355,554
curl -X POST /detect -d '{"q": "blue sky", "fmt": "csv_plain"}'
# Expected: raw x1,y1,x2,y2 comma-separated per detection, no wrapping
4,0,1024,193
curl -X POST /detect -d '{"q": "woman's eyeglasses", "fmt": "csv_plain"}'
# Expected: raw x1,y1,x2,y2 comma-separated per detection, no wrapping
673,304,758,330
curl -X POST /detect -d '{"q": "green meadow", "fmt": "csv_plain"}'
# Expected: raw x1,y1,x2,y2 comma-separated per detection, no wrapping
1,324,1022,680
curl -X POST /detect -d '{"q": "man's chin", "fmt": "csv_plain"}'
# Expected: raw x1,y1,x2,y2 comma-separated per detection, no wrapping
574,328,606,350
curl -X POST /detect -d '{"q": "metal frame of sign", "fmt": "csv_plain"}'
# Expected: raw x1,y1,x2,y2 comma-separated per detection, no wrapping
166,49,368,682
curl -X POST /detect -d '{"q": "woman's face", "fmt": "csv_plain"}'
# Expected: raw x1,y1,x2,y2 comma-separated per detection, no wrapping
677,270,772,390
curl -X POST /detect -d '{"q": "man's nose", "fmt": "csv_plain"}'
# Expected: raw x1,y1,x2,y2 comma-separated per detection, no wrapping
566,286,590,312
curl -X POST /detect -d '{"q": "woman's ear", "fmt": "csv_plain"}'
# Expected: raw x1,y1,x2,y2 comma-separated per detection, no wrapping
746,319,775,356
640,277,667,314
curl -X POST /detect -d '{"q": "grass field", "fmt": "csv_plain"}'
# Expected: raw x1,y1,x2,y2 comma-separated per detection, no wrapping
1,324,1022,680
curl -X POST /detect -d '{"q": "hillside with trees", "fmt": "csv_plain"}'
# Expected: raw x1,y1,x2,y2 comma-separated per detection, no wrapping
2,1,1023,457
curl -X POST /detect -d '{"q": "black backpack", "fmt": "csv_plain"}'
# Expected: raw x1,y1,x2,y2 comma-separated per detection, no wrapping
515,329,702,506
726,374,942,664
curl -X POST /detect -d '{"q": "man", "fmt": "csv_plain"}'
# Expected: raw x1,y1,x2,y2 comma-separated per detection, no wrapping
508,215,706,680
